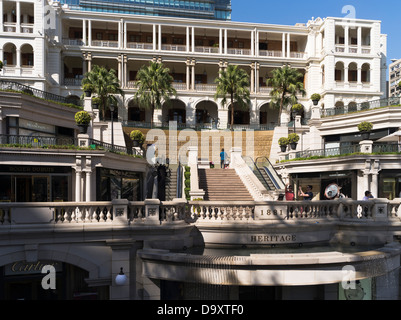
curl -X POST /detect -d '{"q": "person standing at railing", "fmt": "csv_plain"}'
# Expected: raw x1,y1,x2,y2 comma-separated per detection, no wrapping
299,185,313,200
362,190,374,200
285,184,295,201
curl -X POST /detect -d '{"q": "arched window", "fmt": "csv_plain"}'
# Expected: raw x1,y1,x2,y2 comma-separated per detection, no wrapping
361,63,370,83
335,62,344,82
348,62,358,83
21,44,34,67
3,43,16,66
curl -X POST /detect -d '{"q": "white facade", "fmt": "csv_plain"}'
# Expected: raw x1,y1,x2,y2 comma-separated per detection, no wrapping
389,58,401,97
0,0,387,130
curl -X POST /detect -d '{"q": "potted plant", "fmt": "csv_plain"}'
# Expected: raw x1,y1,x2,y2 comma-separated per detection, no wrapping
358,121,373,140
130,130,145,147
82,83,94,97
311,93,321,106
291,104,303,116
288,133,300,150
91,96,101,109
74,110,92,134
278,137,289,152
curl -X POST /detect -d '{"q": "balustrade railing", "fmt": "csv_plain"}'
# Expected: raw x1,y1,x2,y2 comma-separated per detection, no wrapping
0,199,399,227
0,134,76,147
0,80,82,107
322,97,401,117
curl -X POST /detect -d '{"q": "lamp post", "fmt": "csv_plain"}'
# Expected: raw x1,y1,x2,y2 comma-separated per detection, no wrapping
110,102,115,152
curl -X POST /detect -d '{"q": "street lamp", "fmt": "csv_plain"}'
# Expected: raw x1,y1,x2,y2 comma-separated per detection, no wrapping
115,267,128,286
109,102,115,151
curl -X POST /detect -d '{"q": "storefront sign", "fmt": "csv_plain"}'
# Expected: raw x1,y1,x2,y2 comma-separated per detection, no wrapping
0,165,70,174
5,260,62,276
19,119,55,134
250,234,297,243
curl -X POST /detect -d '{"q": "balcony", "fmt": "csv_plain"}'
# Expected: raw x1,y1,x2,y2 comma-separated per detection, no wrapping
91,40,118,48
321,97,401,117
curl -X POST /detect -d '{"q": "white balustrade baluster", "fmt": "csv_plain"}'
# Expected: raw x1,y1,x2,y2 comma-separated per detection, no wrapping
106,206,112,221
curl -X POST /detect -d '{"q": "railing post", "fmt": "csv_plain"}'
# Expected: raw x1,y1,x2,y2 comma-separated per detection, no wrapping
372,198,389,221
112,199,129,225
144,199,161,225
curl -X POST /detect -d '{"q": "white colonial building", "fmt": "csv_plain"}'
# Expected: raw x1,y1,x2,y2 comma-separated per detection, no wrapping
0,0,387,130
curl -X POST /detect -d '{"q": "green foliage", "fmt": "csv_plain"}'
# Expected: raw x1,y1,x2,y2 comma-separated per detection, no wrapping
74,110,92,125
357,121,373,132
288,133,300,144
129,130,145,144
91,96,101,104
81,65,124,120
214,64,251,130
133,62,176,128
278,137,289,146
291,103,303,114
266,65,306,125
311,93,321,101
82,83,94,92
184,171,191,179
185,166,190,172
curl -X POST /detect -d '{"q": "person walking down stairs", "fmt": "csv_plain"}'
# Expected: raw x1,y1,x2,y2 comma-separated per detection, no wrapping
220,148,228,168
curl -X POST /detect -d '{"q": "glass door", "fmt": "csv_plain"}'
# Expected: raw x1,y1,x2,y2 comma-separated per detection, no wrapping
15,176,31,202
32,177,49,202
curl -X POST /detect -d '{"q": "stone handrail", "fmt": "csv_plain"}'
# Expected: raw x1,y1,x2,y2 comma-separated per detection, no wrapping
0,198,399,227
189,198,401,223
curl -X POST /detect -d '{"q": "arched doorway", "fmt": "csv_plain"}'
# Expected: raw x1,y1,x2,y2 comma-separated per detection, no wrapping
128,100,151,123
259,103,279,129
163,99,186,126
0,261,108,300
228,102,250,127
195,100,218,127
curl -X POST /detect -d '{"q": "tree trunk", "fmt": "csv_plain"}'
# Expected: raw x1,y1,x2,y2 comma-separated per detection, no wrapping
278,91,285,126
230,93,234,131
151,103,155,129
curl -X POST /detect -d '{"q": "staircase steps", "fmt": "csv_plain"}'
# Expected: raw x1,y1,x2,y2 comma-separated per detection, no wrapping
165,169,178,201
198,169,254,201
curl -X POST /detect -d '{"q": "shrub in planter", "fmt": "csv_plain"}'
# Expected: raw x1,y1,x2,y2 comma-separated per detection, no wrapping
311,93,321,105
358,121,373,139
82,83,94,97
129,130,145,147
75,110,92,134
288,133,300,150
291,103,303,115
278,137,289,152
91,96,101,109
357,121,373,132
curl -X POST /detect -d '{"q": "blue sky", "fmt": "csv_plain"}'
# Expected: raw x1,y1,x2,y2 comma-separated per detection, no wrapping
231,0,401,68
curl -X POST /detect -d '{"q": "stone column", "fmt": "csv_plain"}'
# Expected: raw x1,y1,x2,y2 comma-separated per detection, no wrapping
250,63,255,93
191,59,196,90
75,156,82,202
371,160,380,198
82,20,87,46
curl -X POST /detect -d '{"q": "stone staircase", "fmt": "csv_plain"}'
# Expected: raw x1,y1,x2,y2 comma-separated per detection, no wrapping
165,165,178,201
198,169,254,201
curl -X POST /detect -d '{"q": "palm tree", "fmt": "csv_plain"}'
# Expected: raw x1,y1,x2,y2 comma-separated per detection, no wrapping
133,61,176,128
214,65,250,131
267,65,306,126
81,65,124,120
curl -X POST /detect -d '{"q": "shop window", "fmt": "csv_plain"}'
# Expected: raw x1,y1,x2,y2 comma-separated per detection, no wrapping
97,168,142,201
